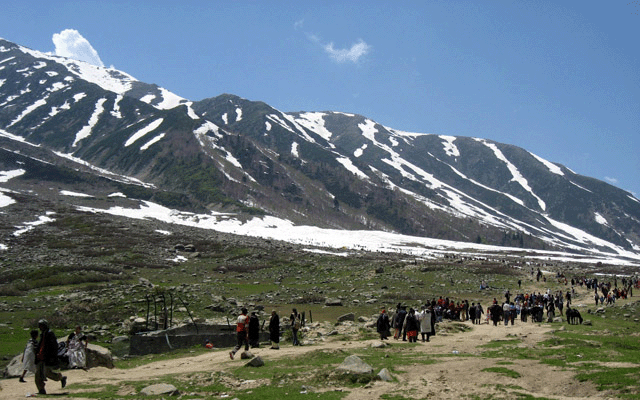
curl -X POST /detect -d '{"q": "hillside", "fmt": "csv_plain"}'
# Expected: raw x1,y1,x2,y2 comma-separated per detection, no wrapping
0,37,639,264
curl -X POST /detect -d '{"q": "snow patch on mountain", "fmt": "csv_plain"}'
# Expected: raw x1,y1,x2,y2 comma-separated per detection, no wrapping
476,139,546,211
124,118,163,147
530,152,564,176
354,144,367,158
73,199,640,265
140,133,165,151
72,98,107,147
291,142,299,158
440,135,460,158
293,112,332,141
235,107,242,122
594,212,609,226
53,151,155,188
336,156,369,180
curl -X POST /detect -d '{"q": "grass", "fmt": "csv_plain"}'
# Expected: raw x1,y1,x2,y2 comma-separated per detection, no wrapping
1,210,639,399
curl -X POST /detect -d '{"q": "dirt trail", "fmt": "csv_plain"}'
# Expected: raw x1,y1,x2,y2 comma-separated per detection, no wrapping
0,319,610,400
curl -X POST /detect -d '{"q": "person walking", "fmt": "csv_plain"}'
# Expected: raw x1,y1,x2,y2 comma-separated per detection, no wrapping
269,310,280,349
248,312,260,348
19,330,38,383
229,308,249,359
403,308,419,343
34,319,67,395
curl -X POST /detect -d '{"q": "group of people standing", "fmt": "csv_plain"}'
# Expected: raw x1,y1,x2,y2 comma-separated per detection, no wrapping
376,303,437,343
230,308,301,359
19,319,87,394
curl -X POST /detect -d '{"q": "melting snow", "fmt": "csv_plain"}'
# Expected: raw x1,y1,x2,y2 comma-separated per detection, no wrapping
60,190,93,197
354,144,367,158
73,200,640,265
72,98,107,147
476,139,546,211
235,107,243,122
13,214,55,237
530,152,563,176
291,142,299,158
0,169,26,183
440,135,460,158
336,156,369,180
140,133,165,151
594,212,608,226
125,118,163,147
294,112,332,141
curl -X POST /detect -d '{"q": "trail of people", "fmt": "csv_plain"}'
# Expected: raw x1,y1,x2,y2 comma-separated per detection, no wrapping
0,317,608,400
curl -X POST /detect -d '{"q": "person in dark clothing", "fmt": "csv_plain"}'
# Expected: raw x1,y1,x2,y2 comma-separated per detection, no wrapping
394,306,408,341
403,308,419,343
290,308,301,346
248,312,260,348
35,319,66,395
269,310,280,349
376,308,391,340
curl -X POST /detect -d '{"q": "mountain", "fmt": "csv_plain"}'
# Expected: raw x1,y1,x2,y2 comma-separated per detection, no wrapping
1,37,639,263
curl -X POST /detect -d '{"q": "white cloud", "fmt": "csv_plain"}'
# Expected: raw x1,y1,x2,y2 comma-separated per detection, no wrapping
323,39,371,63
52,29,104,67
294,19,304,30
604,176,618,184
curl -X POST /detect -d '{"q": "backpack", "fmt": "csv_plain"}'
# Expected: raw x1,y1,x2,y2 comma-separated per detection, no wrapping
293,316,301,330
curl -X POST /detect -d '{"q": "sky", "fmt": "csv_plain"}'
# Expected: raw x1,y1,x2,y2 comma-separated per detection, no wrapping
1,1,639,197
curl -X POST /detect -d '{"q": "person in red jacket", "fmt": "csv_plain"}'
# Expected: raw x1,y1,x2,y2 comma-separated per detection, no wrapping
229,308,249,360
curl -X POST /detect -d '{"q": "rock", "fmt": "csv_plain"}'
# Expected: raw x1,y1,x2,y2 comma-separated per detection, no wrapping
375,267,384,274
87,343,115,369
240,351,254,359
370,341,388,348
365,298,378,304
582,320,592,326
337,355,373,374
337,313,355,322
246,356,264,367
325,298,343,306
378,368,394,382
140,383,180,396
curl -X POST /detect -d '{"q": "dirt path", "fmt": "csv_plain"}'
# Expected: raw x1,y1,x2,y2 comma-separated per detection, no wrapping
0,319,610,400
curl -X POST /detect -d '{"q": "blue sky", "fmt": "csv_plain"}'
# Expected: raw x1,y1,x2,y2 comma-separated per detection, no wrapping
2,1,639,197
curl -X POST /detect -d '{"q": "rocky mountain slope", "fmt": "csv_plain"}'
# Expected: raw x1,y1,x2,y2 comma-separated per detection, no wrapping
1,37,639,263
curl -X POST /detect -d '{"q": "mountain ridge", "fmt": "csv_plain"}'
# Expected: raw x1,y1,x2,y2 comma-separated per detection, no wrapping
1,37,638,263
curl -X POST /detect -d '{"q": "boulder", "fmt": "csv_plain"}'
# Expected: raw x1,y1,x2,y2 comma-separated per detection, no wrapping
240,351,254,359
140,383,180,396
325,298,343,306
246,356,264,367
378,368,394,382
336,355,373,374
337,313,355,322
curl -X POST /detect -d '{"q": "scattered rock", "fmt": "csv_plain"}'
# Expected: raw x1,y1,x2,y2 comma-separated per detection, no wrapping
240,351,254,359
140,383,180,396
246,355,264,367
378,368,394,382
337,355,373,374
325,298,343,306
337,313,355,322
